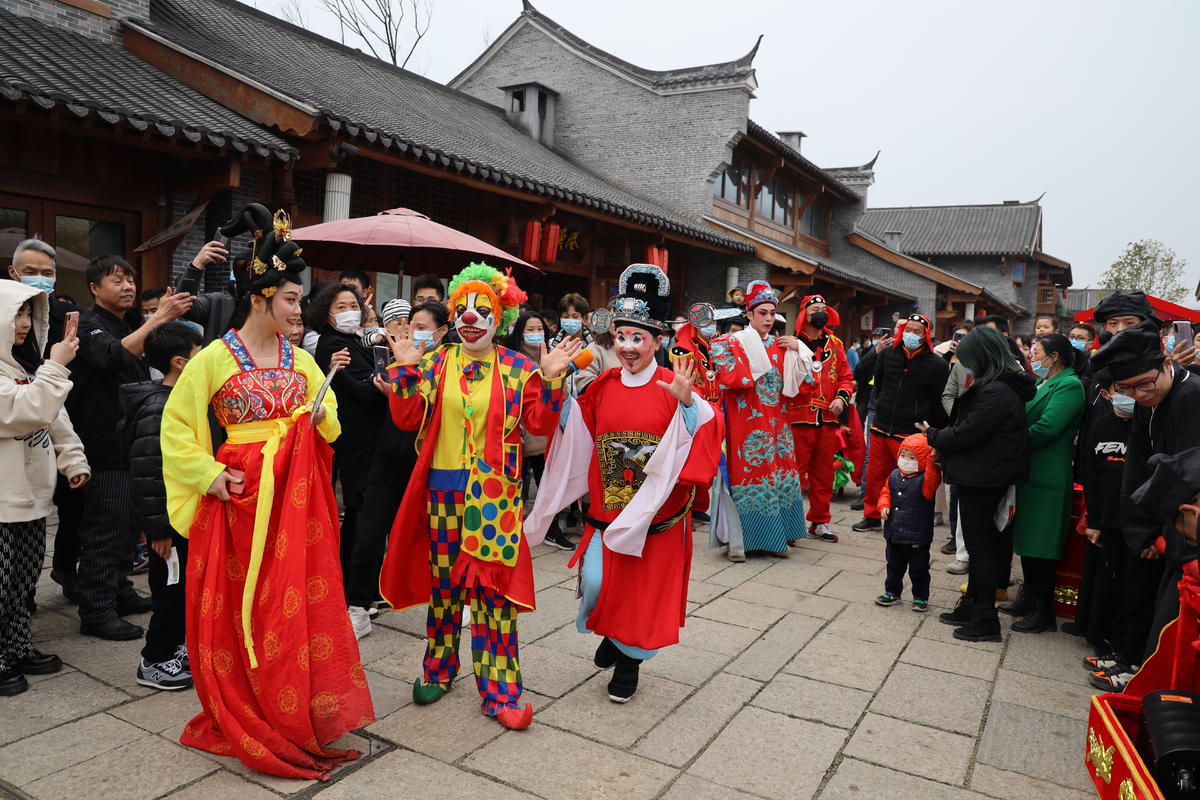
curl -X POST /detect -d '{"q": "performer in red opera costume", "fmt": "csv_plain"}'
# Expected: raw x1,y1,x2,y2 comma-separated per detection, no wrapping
527,264,723,703
161,204,374,780
786,295,853,543
378,262,580,730
671,311,722,404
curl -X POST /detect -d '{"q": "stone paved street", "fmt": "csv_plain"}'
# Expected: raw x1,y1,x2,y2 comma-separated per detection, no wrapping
0,497,1099,799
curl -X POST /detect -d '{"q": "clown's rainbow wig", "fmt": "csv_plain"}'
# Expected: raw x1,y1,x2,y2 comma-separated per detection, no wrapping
447,262,527,335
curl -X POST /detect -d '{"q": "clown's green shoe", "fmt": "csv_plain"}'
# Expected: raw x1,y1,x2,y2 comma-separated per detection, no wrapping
413,678,450,705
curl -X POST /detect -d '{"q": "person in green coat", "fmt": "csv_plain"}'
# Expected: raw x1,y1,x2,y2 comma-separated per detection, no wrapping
1003,333,1086,633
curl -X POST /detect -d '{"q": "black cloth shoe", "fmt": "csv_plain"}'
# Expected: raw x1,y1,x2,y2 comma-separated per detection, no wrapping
607,653,642,703
939,595,973,627
954,606,1002,642
15,650,62,675
850,499,865,511
939,539,956,555
116,592,153,616
0,670,29,696
691,511,710,523
1011,600,1057,634
594,637,620,669
851,518,881,532
81,618,144,641
998,584,1034,617
50,569,80,604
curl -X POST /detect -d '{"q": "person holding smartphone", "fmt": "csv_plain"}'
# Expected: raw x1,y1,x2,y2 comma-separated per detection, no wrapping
303,281,388,590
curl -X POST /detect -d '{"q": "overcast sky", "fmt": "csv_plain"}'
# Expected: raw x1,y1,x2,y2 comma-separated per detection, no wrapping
277,0,1199,299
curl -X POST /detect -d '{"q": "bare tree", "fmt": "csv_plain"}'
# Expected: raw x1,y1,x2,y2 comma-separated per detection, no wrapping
318,0,433,68
279,0,309,27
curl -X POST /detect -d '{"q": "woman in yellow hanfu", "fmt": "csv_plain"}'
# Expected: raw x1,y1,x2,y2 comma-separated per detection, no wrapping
161,204,374,779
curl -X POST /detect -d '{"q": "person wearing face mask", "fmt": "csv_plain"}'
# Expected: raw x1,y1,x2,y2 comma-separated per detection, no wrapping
548,292,592,349
346,301,448,640
786,295,853,543
874,433,942,612
1001,334,1085,634
853,314,949,533
379,263,581,730
669,309,723,526
1071,369,1162,691
526,263,723,703
305,281,388,587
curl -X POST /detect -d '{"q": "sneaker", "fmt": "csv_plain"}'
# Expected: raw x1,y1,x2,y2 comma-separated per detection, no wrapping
131,543,150,574
1089,665,1136,691
946,560,969,575
136,657,192,691
850,499,865,511
874,593,901,607
851,518,881,532
1083,654,1121,672
812,523,838,543
348,606,373,640
912,599,929,613
175,643,190,672
939,539,956,555
544,531,576,551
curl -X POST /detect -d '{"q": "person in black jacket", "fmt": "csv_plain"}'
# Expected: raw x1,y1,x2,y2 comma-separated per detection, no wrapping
854,314,949,531
121,322,201,690
304,281,387,589
922,326,1037,642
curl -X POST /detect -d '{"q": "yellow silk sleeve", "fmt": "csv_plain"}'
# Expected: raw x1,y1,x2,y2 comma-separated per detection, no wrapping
293,346,342,443
161,342,235,538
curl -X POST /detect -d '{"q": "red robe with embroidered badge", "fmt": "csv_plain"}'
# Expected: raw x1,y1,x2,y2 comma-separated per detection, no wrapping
569,368,724,651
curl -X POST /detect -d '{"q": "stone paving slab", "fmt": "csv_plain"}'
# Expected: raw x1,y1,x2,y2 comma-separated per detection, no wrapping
5,500,1108,799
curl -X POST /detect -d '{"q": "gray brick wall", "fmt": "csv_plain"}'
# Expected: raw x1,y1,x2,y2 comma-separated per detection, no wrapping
167,169,264,288
455,22,750,219
926,255,1038,317
684,248,765,308
4,0,150,43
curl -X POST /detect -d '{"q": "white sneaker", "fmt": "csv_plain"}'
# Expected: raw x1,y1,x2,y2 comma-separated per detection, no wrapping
348,606,372,640
946,560,970,575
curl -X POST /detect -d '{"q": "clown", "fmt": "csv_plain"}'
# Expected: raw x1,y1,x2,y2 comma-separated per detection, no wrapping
710,280,814,556
378,263,581,730
526,264,723,702
785,295,853,543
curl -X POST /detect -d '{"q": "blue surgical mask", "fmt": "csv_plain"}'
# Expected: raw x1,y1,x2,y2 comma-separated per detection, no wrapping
1111,393,1136,414
19,275,54,294
1031,359,1049,378
698,324,717,339
412,330,435,347
560,318,582,335
1166,336,1177,352
523,332,545,345
902,332,921,350
1070,338,1088,352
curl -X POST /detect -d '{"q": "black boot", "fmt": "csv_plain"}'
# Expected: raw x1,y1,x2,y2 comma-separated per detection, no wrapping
998,583,1034,616
939,595,973,627
954,605,1002,642
607,652,642,703
594,637,619,669
1011,598,1057,634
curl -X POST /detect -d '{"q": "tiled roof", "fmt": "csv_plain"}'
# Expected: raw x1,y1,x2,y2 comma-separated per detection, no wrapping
813,257,916,302
857,202,1042,256
134,0,752,254
520,1,759,90
744,121,855,199
0,8,294,160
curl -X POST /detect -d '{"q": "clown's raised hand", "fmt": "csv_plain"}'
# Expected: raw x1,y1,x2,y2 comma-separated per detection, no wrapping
385,318,424,364
657,354,695,407
539,336,583,379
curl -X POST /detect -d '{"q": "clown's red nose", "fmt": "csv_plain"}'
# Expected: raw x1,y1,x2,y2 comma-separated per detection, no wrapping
460,310,479,325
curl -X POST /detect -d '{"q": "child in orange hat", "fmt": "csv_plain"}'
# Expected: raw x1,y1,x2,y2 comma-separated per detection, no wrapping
874,433,942,612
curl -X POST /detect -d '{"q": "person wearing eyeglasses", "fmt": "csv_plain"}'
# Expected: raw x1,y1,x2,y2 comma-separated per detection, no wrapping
1093,324,1200,665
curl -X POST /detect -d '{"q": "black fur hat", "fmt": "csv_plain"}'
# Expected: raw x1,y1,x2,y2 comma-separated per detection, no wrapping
220,203,306,298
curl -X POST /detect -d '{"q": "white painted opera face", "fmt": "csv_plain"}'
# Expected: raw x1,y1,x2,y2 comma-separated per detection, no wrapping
454,291,497,350
749,302,776,337
615,324,660,374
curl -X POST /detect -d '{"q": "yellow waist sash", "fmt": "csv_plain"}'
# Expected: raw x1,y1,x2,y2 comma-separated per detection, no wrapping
224,406,310,669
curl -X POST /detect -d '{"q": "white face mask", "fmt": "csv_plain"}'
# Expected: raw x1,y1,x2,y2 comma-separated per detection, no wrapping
331,310,360,334
897,456,920,475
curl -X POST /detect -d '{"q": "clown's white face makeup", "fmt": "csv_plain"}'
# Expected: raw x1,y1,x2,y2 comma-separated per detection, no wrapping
454,291,497,356
615,325,660,374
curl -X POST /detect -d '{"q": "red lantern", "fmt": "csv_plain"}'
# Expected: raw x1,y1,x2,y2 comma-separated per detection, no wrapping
522,221,542,263
541,223,561,264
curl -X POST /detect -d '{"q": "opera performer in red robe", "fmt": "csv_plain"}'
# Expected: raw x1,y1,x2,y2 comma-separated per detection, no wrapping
526,264,723,703
161,204,374,779
378,263,580,730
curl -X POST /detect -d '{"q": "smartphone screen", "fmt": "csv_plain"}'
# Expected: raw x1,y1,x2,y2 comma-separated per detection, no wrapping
953,331,965,342
63,311,79,341
372,345,391,374
227,468,245,495
1176,321,1194,346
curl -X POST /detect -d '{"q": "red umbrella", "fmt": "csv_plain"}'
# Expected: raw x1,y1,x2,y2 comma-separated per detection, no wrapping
290,208,539,276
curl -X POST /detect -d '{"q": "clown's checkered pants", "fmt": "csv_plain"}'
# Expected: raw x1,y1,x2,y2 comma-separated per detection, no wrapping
424,471,522,715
